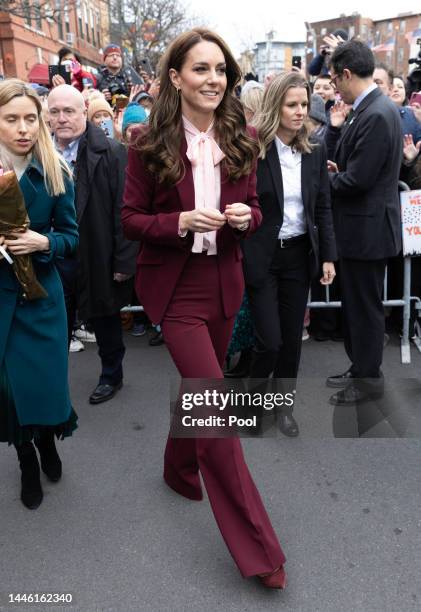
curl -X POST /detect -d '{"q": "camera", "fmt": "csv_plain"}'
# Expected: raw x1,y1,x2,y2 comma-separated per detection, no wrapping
407,38,421,96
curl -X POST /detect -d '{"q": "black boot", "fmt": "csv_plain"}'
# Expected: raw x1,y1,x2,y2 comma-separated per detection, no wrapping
224,348,253,378
34,432,62,483
15,442,43,509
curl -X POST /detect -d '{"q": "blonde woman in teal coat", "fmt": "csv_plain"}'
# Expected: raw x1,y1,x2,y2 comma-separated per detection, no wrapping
0,80,78,509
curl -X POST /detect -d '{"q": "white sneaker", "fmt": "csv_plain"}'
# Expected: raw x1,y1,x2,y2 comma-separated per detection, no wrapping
70,337,85,352
74,325,96,343
302,328,310,341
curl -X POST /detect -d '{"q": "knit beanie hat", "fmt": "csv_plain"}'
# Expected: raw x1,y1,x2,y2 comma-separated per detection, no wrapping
103,43,122,59
122,102,148,134
309,94,327,125
87,98,113,122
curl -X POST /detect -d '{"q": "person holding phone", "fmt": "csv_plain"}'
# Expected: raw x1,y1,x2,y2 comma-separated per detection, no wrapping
0,79,78,509
51,47,97,92
389,76,421,144
122,28,287,589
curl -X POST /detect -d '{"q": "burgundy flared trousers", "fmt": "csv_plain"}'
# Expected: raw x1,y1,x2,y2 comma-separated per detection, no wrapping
161,253,286,577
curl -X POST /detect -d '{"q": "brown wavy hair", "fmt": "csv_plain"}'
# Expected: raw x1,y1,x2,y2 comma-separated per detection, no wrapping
136,28,258,185
253,72,315,158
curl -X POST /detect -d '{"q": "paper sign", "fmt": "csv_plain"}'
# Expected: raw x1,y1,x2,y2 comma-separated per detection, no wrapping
400,189,421,256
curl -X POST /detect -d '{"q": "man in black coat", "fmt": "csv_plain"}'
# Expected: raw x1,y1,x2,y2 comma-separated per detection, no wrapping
48,85,138,404
326,40,402,404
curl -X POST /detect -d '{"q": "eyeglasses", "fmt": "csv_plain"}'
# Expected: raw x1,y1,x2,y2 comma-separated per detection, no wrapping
329,74,342,88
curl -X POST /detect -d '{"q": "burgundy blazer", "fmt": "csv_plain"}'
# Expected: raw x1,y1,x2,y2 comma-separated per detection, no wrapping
121,138,262,324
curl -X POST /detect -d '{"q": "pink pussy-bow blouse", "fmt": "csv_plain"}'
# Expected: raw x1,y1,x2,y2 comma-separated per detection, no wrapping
182,115,225,254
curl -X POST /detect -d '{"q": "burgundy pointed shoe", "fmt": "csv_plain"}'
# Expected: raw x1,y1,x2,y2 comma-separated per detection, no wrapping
259,566,287,590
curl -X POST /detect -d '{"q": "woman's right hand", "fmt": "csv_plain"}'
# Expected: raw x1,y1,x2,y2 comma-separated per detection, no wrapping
179,209,226,234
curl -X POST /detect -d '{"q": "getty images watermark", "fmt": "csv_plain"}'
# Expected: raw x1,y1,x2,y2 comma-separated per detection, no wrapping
169,379,297,437
169,377,421,438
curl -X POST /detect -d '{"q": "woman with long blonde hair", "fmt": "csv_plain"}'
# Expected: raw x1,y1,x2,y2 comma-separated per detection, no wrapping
242,72,337,436
0,79,78,509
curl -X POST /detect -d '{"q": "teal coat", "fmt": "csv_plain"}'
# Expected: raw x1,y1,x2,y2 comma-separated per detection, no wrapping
0,159,78,426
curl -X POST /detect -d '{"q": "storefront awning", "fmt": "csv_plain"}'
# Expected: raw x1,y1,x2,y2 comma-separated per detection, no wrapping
27,63,49,86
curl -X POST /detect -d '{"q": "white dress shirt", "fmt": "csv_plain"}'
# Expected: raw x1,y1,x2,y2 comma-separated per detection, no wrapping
275,136,307,240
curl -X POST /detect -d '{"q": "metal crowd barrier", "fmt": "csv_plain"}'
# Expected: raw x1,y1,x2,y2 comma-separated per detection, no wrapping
308,181,421,364
121,184,421,364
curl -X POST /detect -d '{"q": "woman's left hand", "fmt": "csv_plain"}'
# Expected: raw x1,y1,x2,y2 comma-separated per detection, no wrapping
224,203,251,230
4,230,49,255
320,262,336,285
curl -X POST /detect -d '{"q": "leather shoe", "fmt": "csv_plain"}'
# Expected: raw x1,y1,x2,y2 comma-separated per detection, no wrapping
149,331,164,346
89,381,123,404
259,566,287,589
326,368,354,388
329,384,382,406
278,413,299,437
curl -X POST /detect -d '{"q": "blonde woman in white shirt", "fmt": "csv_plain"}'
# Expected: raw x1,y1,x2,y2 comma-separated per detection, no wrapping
242,72,337,437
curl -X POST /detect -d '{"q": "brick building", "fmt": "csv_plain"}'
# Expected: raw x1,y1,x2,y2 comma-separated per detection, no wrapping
0,1,110,82
306,12,421,77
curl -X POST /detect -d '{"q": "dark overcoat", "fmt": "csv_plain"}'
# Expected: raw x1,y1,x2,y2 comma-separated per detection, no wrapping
74,123,138,319
0,159,78,426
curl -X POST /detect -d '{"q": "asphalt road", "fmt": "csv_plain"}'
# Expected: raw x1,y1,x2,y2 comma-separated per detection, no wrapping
1,331,420,612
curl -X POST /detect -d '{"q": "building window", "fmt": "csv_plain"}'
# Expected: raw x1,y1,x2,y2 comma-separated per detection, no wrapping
23,0,31,27
77,2,84,39
55,0,64,39
398,47,404,62
349,26,355,39
34,0,42,30
64,3,70,34
361,24,367,37
387,22,392,32
321,27,327,36
400,20,405,33
96,10,101,47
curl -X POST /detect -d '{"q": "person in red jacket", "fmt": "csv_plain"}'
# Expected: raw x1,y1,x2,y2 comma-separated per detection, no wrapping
121,28,287,589
51,47,97,92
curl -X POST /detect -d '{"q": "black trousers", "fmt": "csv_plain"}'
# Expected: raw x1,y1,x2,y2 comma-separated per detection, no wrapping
340,258,386,379
247,239,311,413
56,258,125,386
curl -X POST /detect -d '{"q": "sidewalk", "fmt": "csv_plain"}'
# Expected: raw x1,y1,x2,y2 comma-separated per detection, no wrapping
1,334,420,611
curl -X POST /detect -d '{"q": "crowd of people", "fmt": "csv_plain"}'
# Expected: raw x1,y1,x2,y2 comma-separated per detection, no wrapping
1,28,421,591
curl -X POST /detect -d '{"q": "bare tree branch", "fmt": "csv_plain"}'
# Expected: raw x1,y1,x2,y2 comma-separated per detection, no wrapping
109,0,191,71
0,0,75,23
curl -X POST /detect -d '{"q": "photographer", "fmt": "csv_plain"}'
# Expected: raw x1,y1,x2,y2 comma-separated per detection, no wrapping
308,29,348,77
96,44,143,102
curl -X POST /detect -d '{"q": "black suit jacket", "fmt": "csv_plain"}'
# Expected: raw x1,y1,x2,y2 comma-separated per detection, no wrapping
330,87,402,260
242,140,337,288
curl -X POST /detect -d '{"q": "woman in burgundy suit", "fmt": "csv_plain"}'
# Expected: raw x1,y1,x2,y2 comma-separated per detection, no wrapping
122,28,286,588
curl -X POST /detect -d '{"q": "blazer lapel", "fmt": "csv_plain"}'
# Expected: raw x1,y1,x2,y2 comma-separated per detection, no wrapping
335,87,382,155
266,141,284,214
175,137,195,211
301,152,312,222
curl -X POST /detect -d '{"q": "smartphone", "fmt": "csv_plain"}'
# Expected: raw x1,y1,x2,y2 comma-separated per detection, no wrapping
115,96,129,111
139,58,153,75
100,119,114,139
48,65,71,86
82,77,94,89
409,92,421,106
292,56,302,70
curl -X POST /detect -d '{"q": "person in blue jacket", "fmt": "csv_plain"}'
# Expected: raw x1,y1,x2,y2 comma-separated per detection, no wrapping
0,79,78,510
